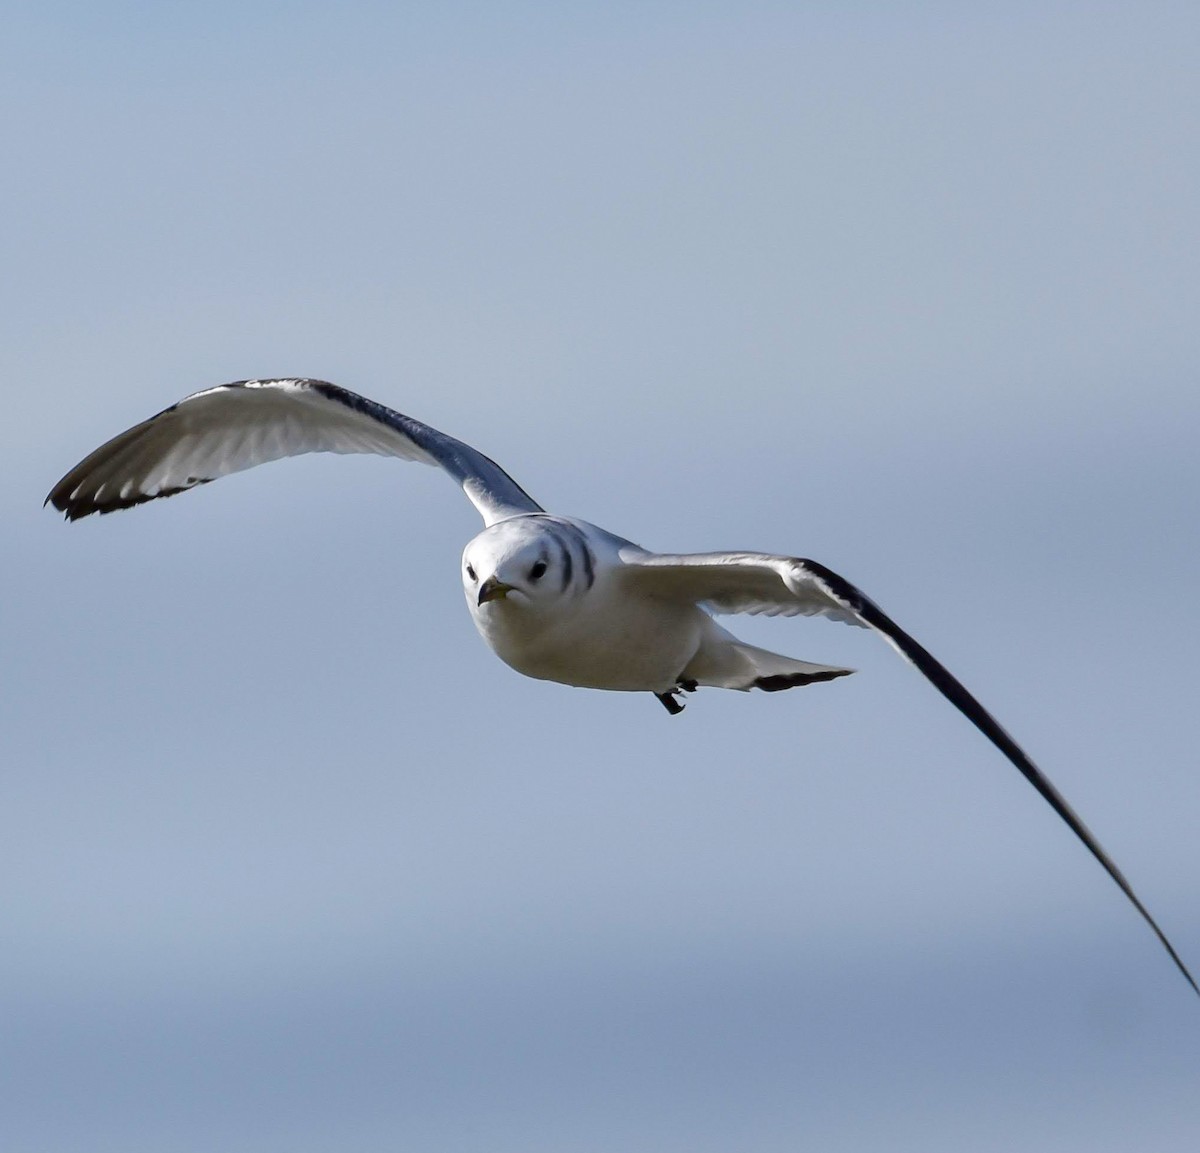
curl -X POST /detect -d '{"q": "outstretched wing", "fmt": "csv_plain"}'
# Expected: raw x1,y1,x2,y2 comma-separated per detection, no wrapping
46,379,543,526
619,547,1199,997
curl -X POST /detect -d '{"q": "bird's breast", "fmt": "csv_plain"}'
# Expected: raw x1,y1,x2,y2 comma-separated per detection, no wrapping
468,589,704,693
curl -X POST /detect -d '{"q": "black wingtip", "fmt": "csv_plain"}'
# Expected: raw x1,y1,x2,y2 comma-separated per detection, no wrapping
44,489,87,520
46,479,210,522
797,557,1200,1001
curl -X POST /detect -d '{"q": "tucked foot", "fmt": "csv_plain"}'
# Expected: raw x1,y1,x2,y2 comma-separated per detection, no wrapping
655,690,686,715
655,678,699,715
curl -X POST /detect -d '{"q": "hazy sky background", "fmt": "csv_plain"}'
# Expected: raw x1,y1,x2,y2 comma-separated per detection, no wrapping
5,3,1200,1150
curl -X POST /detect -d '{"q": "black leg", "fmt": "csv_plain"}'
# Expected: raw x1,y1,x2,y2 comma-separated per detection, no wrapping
655,691,685,716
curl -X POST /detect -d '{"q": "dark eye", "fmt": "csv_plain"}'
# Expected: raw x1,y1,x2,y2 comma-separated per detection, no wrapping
529,560,548,581
465,563,477,581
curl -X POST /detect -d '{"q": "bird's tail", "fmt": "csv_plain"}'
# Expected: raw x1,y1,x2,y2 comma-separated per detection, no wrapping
681,620,854,693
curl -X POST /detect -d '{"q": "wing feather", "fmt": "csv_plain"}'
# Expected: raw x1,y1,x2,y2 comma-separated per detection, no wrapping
618,548,866,625
620,547,1199,996
46,379,542,526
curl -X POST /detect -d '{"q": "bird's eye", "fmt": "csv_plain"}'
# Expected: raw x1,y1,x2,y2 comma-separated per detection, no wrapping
529,560,548,581
465,563,477,581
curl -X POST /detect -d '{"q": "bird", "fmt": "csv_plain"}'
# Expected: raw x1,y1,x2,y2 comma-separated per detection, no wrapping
46,377,1197,997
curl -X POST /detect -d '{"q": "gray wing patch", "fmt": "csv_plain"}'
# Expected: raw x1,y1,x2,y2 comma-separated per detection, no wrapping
306,382,541,524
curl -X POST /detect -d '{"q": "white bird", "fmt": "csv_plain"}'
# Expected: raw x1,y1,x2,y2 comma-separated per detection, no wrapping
47,378,1197,997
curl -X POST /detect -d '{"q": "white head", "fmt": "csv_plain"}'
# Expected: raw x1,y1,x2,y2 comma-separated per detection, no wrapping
462,518,573,614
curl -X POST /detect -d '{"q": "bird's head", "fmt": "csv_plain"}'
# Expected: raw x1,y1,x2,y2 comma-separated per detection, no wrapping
462,519,567,612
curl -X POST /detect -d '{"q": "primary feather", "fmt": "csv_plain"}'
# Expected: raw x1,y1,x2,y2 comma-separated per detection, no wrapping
46,379,542,526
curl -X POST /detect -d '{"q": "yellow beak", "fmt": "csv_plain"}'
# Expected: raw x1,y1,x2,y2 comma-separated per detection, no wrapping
477,576,514,605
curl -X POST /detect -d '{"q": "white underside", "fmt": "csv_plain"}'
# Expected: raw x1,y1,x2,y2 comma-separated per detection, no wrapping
472,588,850,694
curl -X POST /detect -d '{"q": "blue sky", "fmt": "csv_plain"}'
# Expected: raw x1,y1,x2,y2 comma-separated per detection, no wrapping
5,4,1200,1150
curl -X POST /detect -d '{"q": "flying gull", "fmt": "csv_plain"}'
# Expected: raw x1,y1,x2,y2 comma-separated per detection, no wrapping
46,378,1198,996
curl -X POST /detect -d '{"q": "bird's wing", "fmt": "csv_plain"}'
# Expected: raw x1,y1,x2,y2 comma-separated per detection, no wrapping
46,379,543,526
617,548,868,624
618,547,1199,996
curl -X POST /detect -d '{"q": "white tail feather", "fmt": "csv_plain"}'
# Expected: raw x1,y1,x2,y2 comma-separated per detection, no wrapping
682,620,854,691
